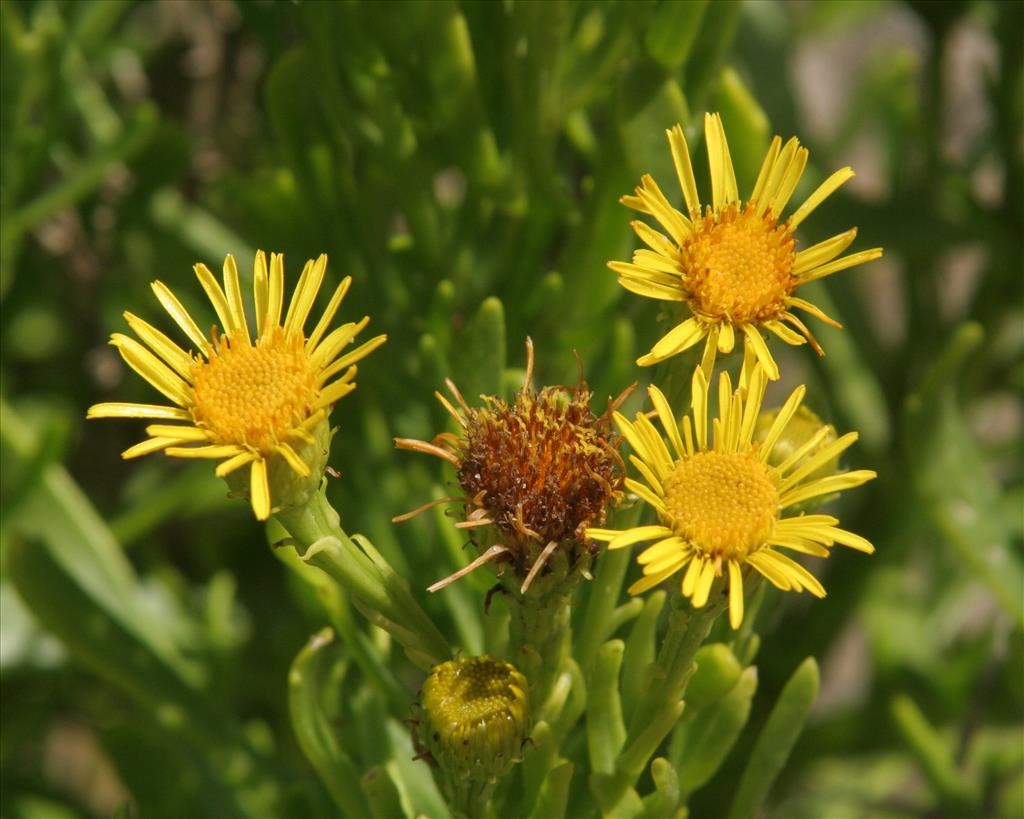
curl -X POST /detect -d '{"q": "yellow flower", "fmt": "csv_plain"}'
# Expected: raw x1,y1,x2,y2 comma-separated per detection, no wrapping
612,112,883,379
87,251,386,520
587,361,876,629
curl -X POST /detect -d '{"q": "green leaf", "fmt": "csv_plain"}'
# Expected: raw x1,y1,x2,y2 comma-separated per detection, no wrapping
588,639,627,774
726,657,819,819
890,694,979,813
384,719,452,819
530,760,574,819
288,628,366,818
7,537,273,818
642,756,680,818
712,68,769,186
903,322,1024,627
621,591,665,725
362,766,407,819
645,1,708,71
462,296,507,400
683,643,743,713
675,665,757,798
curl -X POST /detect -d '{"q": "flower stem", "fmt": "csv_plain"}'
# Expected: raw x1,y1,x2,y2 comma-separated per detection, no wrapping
625,590,726,757
276,487,451,670
504,550,584,719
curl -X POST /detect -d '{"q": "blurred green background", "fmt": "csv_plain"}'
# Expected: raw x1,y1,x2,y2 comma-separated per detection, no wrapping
1,1,1022,817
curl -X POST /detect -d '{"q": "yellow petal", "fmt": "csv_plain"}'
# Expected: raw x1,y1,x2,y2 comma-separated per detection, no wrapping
793,228,858,275
741,325,780,381
789,167,855,230
151,280,207,352
253,250,270,336
756,384,805,460
222,254,251,345
88,402,189,420
608,525,676,551
306,276,352,352
637,318,706,366
250,458,271,520
728,561,744,629
667,124,700,215
798,248,883,284
193,262,235,335
285,254,328,340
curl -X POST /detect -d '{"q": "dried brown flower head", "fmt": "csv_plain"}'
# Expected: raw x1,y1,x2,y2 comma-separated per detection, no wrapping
395,339,631,594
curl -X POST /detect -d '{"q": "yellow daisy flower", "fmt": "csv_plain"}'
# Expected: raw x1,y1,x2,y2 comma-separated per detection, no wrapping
612,112,883,379
87,251,386,520
586,361,876,629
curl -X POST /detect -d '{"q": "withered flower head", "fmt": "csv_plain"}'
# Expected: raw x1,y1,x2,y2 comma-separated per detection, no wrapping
395,339,631,594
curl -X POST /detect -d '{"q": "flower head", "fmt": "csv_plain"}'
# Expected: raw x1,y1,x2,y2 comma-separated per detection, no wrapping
88,252,386,520
613,113,883,379
395,340,629,593
417,656,530,782
587,361,876,629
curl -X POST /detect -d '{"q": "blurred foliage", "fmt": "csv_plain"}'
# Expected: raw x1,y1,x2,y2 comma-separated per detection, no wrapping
1,0,1022,817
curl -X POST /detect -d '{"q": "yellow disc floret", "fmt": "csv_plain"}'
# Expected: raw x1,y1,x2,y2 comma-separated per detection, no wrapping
683,204,796,323
663,450,778,560
419,656,530,782
191,327,317,454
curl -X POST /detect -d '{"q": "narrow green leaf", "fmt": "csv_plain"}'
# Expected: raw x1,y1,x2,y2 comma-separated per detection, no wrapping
683,1,743,109
362,766,407,819
713,68,769,186
621,591,665,724
643,756,680,818
903,322,1024,626
676,665,757,798
645,1,708,71
684,643,742,713
462,296,507,400
588,639,627,774
890,695,979,812
288,629,365,818
384,719,452,819
726,658,819,819
530,760,574,819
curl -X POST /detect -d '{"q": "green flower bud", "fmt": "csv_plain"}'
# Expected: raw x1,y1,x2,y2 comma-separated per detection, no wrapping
755,405,839,513
418,656,530,783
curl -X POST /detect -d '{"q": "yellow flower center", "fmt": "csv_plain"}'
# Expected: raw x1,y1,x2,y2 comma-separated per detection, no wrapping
682,204,796,323
190,327,317,453
663,450,778,559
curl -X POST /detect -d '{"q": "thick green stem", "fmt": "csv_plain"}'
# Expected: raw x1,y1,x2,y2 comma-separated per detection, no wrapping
276,488,451,670
507,582,574,718
626,591,726,748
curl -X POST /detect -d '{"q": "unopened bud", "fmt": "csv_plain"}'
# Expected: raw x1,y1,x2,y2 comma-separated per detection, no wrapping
418,656,530,782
